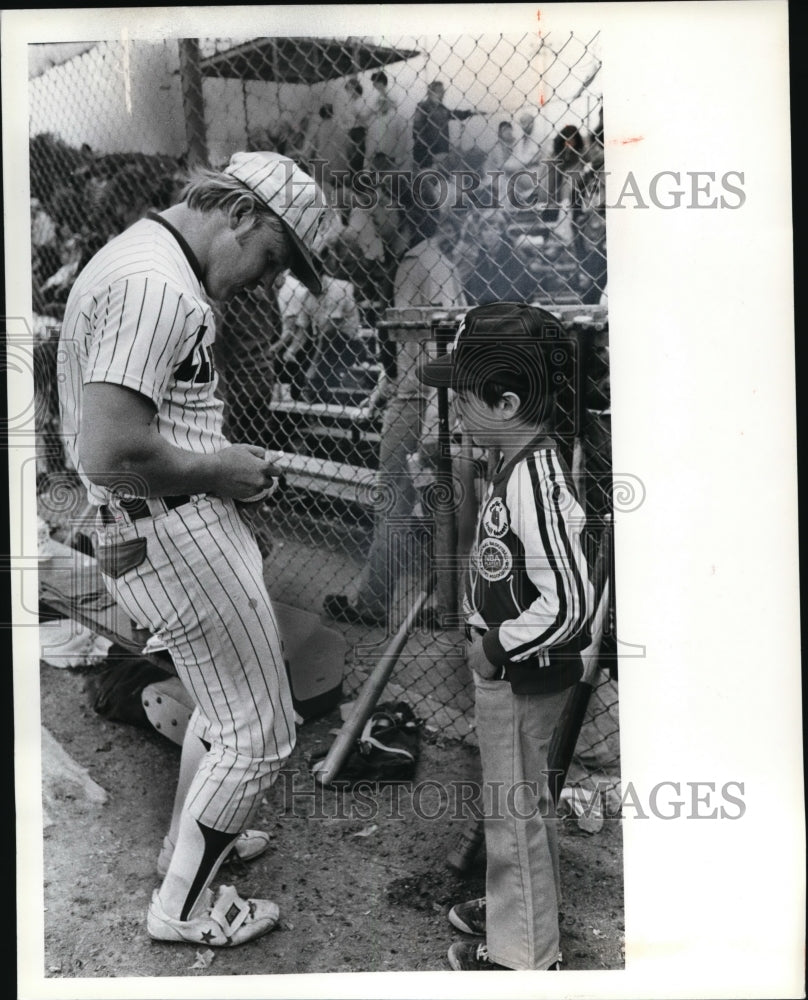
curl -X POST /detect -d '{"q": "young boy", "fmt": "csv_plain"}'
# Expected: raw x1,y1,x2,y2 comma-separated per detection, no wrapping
418,301,594,972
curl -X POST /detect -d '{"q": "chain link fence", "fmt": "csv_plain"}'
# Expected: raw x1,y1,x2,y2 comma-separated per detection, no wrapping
30,31,618,814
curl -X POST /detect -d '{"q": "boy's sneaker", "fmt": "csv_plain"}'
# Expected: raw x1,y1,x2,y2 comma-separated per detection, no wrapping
147,884,279,947
448,897,486,936
447,942,508,971
447,941,560,971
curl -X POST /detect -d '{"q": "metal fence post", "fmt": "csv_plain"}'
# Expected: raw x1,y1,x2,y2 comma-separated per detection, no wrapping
432,321,457,623
178,38,208,168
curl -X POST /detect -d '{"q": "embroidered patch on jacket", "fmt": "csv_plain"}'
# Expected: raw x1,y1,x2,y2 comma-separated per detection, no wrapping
476,537,513,581
482,496,509,538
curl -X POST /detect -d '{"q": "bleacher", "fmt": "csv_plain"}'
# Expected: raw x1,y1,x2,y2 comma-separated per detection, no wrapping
253,304,607,522
269,396,381,467
275,452,378,509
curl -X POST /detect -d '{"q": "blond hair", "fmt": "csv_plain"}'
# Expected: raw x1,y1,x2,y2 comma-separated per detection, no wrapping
180,167,286,243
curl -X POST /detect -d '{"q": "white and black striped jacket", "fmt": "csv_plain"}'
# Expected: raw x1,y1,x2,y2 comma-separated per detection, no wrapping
464,436,594,695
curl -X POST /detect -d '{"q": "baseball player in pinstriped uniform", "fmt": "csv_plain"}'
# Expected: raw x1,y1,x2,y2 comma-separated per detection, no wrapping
418,302,594,972
58,152,331,946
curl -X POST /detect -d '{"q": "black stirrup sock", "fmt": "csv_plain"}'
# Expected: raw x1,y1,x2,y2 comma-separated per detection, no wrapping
179,821,238,922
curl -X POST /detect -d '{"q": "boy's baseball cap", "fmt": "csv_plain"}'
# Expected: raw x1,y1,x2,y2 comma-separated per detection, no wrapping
225,150,330,294
418,301,568,397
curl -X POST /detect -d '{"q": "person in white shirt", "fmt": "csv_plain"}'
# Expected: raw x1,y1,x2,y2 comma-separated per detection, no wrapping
345,156,408,308
484,121,515,206
276,238,363,404
306,104,351,192
31,196,58,248
486,120,514,173
370,69,392,106
300,248,363,404
364,94,410,172
503,112,547,207
340,77,371,182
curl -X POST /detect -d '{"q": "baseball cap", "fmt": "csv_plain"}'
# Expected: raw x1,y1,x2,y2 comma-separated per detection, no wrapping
418,302,568,398
225,150,329,294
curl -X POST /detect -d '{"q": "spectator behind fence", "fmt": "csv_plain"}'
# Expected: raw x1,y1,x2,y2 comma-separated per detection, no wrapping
31,196,58,253
365,93,410,173
412,79,480,172
36,234,86,317
546,122,605,301
458,209,537,305
283,114,312,168
331,228,387,324
49,179,87,241
274,272,311,401
339,77,371,182
484,121,514,204
90,165,175,243
264,119,298,158
215,282,282,445
503,111,546,208
548,123,587,209
305,103,351,195
574,111,607,303
274,233,368,405
346,154,409,308
324,204,466,628
57,150,331,950
31,197,61,299
299,238,365,405
342,160,440,325
417,302,593,973
370,69,392,106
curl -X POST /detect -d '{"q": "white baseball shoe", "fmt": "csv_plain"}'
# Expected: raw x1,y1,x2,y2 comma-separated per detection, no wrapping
147,884,279,946
157,829,271,877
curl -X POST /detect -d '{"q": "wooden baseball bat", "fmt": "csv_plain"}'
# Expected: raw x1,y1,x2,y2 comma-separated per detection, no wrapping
546,575,611,802
312,587,431,786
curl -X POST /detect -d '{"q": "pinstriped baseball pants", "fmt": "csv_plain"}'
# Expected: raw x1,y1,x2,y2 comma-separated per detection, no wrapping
96,495,296,833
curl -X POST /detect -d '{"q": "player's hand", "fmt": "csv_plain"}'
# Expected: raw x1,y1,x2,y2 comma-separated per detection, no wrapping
466,633,499,679
212,444,282,500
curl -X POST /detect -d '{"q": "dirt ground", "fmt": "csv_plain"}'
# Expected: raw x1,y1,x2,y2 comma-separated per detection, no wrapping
36,650,624,982
28,496,624,986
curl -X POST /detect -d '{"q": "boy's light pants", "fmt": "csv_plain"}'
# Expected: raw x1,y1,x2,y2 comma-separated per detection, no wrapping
473,673,570,970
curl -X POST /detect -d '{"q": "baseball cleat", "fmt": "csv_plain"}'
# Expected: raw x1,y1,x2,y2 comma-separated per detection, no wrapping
157,829,271,878
448,897,486,936
147,884,279,947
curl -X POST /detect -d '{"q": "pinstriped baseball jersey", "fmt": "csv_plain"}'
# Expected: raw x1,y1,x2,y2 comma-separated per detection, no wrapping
59,212,224,505
57,209,298,835
464,436,593,694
